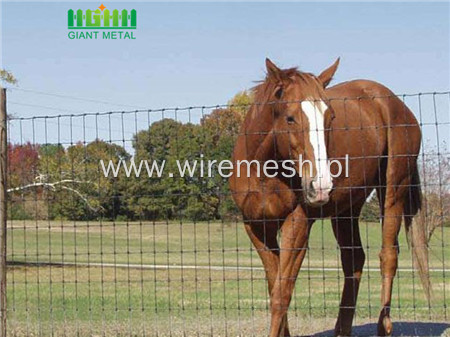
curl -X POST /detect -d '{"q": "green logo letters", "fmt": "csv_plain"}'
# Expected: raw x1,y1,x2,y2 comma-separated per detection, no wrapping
68,7,137,29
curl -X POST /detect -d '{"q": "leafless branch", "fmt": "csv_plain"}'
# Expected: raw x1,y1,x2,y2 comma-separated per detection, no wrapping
7,179,102,213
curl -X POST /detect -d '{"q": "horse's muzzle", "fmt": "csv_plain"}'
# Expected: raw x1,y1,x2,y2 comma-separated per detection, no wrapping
303,177,332,207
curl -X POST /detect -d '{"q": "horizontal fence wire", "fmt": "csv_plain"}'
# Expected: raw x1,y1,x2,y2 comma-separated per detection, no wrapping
3,90,450,337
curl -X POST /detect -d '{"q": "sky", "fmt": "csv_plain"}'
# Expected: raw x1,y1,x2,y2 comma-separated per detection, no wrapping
1,1,449,147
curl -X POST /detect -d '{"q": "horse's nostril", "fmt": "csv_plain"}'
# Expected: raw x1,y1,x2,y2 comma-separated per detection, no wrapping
307,180,316,198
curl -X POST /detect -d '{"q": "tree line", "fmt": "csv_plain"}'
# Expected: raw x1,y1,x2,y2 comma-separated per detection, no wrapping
7,90,449,237
8,92,250,222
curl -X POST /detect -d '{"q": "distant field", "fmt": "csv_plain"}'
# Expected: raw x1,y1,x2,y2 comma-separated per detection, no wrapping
5,220,450,336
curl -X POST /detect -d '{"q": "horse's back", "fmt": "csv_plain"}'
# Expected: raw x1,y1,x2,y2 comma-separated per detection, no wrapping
326,79,396,100
326,79,421,154
327,79,420,126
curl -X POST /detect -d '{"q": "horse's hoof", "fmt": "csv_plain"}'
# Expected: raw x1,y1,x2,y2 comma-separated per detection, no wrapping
334,317,352,336
377,315,393,336
282,330,291,337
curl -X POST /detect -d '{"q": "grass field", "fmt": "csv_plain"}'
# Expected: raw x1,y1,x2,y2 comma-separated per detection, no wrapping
5,220,450,336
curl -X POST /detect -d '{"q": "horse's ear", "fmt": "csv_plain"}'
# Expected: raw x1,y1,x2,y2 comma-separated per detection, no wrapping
318,58,340,88
266,58,282,81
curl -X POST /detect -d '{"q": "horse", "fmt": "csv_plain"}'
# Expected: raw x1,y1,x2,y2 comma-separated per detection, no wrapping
229,58,429,337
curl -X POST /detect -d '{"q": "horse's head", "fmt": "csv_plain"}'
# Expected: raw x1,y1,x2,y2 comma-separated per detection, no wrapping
257,58,340,207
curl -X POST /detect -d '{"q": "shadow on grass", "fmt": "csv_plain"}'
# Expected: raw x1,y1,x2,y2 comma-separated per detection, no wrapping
309,321,450,337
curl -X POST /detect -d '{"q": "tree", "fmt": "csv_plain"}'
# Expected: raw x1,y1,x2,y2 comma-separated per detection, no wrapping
128,119,183,219
418,143,450,240
0,69,17,85
200,91,252,221
46,140,130,220
8,140,130,221
127,119,213,220
8,142,40,188
7,143,41,219
360,192,380,223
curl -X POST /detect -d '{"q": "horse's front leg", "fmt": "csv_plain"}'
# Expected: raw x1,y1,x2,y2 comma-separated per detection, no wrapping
269,206,312,337
244,221,292,337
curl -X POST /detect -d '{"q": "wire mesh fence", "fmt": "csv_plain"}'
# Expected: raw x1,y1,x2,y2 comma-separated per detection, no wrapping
1,89,449,337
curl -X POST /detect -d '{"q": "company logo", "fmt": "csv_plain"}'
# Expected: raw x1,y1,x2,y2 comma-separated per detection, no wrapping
68,4,136,40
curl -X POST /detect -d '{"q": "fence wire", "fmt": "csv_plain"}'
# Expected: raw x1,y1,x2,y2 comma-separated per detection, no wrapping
2,91,450,337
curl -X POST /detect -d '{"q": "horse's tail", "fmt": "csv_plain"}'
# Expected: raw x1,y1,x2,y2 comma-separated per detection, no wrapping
404,167,431,302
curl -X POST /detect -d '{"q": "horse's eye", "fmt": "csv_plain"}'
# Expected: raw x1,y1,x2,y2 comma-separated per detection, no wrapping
286,116,295,124
274,87,283,99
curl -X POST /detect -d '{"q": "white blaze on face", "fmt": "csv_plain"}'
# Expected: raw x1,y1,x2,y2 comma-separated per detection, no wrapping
300,100,333,194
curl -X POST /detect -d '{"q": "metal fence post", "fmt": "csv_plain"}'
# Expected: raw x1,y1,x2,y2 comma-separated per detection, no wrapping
0,87,7,337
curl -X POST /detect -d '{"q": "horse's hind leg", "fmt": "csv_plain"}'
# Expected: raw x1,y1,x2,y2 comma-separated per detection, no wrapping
376,94,421,336
332,206,365,337
377,170,413,335
244,221,291,337
377,196,403,336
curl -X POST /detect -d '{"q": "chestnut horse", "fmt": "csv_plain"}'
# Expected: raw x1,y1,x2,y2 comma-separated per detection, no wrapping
230,59,429,337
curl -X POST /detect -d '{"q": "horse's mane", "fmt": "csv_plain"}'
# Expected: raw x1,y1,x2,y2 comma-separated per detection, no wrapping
249,67,322,121
252,67,296,103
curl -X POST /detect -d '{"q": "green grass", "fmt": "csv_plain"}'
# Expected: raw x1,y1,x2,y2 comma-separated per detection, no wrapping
5,220,450,336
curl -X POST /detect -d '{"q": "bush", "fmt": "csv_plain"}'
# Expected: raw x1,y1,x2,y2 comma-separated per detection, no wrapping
8,203,32,220
360,196,380,222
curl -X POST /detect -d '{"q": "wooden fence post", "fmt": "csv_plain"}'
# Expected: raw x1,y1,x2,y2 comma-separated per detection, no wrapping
0,87,7,337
